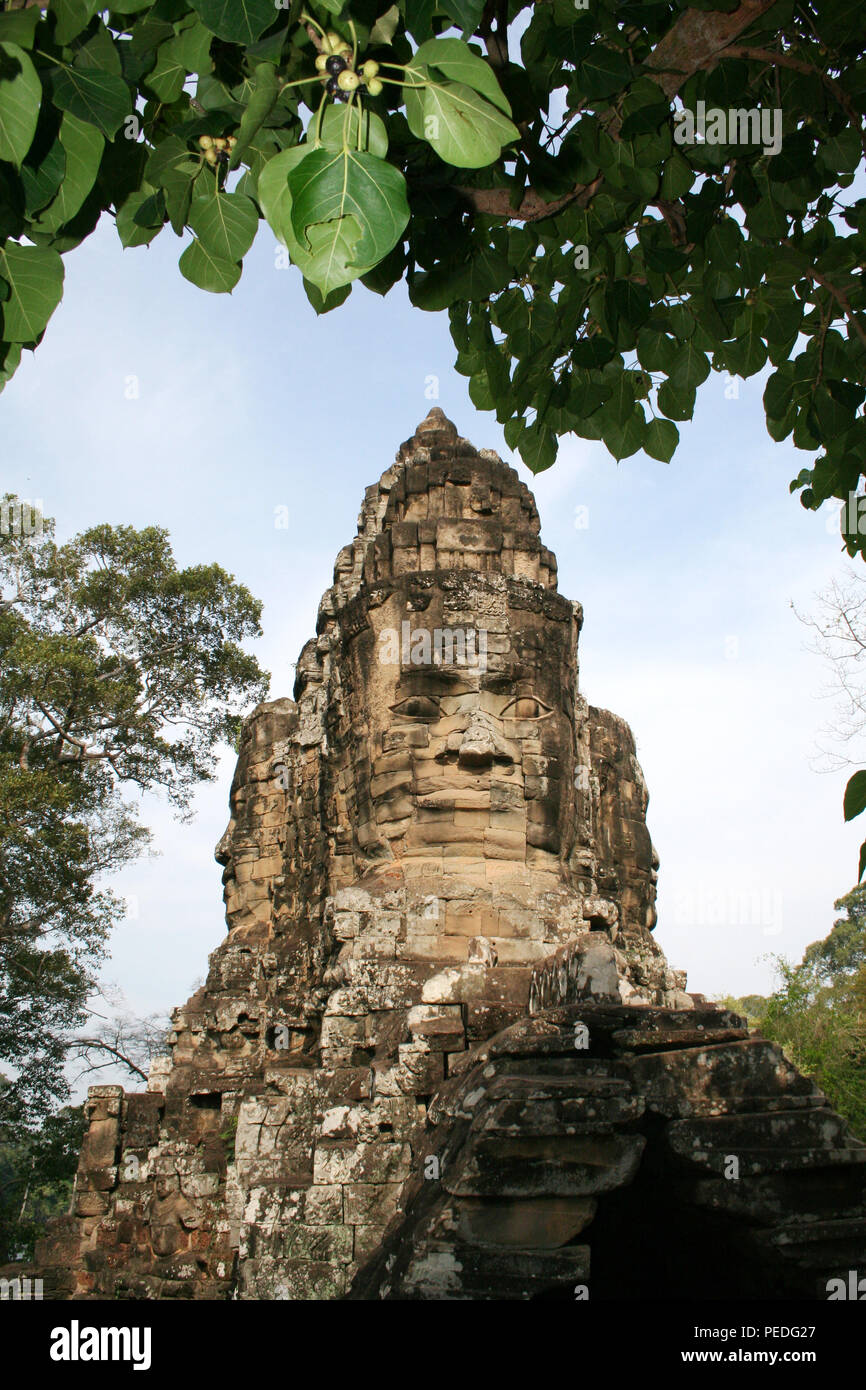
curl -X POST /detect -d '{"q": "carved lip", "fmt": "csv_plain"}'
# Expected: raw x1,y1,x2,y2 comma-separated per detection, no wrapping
416,790,492,811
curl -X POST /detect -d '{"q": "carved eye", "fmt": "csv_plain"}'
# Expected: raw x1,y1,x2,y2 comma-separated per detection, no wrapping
391,695,441,719
502,696,551,719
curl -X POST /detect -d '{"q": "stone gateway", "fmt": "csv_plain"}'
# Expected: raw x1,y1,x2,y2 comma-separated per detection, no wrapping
38,411,866,1300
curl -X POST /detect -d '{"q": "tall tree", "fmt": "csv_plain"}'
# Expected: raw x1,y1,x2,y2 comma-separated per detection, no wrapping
0,1090,85,1263
803,881,866,980
0,499,268,1131
730,884,866,1139
0,1,864,543
797,569,866,880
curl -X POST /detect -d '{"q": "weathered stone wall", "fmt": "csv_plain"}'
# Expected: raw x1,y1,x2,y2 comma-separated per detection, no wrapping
349,1004,866,1301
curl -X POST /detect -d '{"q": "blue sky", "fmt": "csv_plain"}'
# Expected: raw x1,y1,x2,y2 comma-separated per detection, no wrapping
2,207,862,1052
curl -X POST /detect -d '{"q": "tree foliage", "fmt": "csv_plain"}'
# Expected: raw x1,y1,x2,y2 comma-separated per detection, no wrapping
0,1091,85,1262
796,568,866,881
0,498,268,1128
729,881,866,1140
69,990,170,1083
0,0,865,533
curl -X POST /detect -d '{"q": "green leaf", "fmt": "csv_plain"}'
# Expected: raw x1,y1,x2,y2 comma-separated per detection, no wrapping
619,80,669,138
259,146,372,296
147,136,205,235
370,5,400,45
657,376,696,421
77,20,122,76
644,416,679,462
288,147,409,271
0,240,64,342
0,43,40,167
52,0,101,46
602,405,645,460
189,0,275,46
725,324,767,378
52,65,130,139
295,216,370,295
188,189,258,261
0,339,21,390
468,366,494,410
116,186,165,248
859,838,866,883
179,237,241,293
174,19,213,76
575,47,632,100
412,39,512,115
660,150,693,199
669,340,710,392
439,0,484,35
228,62,278,170
637,325,676,372
518,420,557,473
844,770,866,822
319,103,388,157
303,278,351,314
0,7,41,48
403,0,436,41
146,135,199,193
145,39,188,104
37,113,103,233
257,146,303,241
411,245,511,311
611,278,651,330
406,79,518,169
21,137,66,216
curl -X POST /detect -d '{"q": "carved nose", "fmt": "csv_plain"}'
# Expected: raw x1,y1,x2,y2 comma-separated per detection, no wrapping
458,715,511,770
215,820,235,868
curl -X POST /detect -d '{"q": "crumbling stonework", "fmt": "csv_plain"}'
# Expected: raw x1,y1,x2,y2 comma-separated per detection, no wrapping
350,1005,866,1300
37,410,866,1300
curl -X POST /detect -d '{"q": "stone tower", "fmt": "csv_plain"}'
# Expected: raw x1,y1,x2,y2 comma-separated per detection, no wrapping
39,410,866,1300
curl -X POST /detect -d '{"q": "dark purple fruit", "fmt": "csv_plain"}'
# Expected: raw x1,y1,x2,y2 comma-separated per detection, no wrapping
325,55,346,76
326,76,339,94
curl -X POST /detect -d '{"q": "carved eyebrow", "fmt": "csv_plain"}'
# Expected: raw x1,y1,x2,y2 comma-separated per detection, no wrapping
481,674,514,694
398,669,479,693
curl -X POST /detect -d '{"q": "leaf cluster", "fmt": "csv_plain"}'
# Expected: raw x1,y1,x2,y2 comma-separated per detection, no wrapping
0,2,864,540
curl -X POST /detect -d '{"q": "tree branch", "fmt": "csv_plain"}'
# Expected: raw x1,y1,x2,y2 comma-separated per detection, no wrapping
70,1038,149,1082
453,0,779,222
795,257,866,351
644,0,780,98
723,44,866,158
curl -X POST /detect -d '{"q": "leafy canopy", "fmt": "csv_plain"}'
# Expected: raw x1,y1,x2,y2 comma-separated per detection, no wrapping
0,1095,85,1263
730,881,866,1140
0,500,268,1127
0,1,865,545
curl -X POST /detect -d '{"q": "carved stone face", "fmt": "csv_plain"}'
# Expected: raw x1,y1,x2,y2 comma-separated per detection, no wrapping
214,412,658,944
214,698,296,936
336,574,580,883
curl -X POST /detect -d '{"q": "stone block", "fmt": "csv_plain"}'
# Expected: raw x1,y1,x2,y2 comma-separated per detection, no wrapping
312,1142,413,1186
